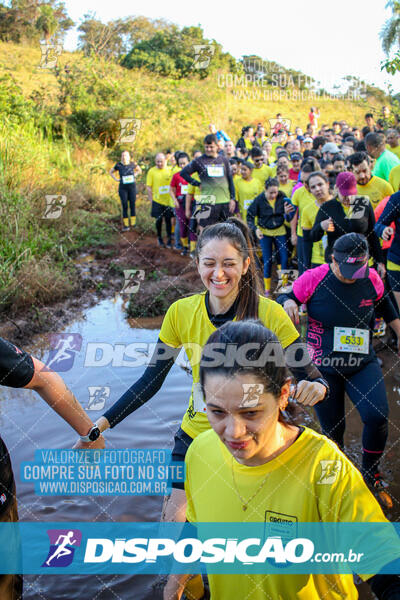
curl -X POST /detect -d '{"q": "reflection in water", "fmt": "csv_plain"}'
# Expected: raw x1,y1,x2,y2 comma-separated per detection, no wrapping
1,297,191,598
1,297,399,598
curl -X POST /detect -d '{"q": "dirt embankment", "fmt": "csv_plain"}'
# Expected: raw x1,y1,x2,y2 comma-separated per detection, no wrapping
0,230,202,344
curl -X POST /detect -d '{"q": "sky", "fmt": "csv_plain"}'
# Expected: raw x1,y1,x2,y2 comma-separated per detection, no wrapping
63,0,400,94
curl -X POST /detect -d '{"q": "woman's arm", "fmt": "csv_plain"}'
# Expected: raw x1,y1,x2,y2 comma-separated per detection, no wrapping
80,339,180,444
27,358,105,449
109,167,119,182
134,164,142,177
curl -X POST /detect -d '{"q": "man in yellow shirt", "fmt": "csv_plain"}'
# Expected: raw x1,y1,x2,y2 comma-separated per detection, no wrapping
348,151,394,209
389,164,400,192
290,162,318,273
234,161,262,221
386,128,400,159
250,148,273,186
146,153,173,248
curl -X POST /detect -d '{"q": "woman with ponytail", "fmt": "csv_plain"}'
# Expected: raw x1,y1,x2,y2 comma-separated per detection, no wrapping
78,218,327,523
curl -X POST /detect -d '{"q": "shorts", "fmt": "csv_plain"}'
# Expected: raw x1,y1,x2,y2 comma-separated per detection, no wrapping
171,427,194,490
194,202,231,227
151,201,174,219
387,269,400,293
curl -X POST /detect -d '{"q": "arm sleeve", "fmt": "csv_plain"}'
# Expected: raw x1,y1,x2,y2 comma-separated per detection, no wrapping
310,205,326,242
103,337,179,428
180,160,201,187
284,340,322,382
375,192,400,237
225,157,235,200
369,573,400,599
246,197,258,232
0,338,34,388
367,204,384,263
302,228,313,270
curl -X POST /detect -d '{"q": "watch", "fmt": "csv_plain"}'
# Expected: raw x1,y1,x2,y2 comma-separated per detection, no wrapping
80,425,101,443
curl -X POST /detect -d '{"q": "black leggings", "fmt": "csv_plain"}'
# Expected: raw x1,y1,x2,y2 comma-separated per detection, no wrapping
118,184,136,219
156,215,172,240
314,360,388,479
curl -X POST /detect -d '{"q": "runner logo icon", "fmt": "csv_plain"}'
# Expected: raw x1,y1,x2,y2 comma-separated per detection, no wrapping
42,529,82,568
44,333,82,372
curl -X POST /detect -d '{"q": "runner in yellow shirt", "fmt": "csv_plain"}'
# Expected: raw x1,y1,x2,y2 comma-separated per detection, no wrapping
348,151,394,209
302,172,330,268
276,164,295,198
146,153,173,248
234,161,262,221
386,128,400,159
164,321,400,600
250,147,273,186
389,164,400,192
97,219,328,528
290,160,319,273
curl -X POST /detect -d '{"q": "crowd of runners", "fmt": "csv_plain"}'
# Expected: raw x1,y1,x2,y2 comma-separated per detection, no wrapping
1,109,400,599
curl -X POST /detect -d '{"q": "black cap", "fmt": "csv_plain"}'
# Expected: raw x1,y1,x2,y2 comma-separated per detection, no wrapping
332,233,369,279
290,152,302,161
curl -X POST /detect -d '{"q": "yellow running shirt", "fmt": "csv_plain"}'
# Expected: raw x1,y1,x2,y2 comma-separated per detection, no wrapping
234,177,262,220
279,180,295,198
259,198,286,237
389,165,400,192
186,427,398,600
146,166,172,206
291,186,315,237
252,164,273,187
386,144,400,159
356,176,393,210
159,293,299,439
301,202,326,265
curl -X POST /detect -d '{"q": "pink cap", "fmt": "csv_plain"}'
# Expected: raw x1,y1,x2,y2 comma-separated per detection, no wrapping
336,171,357,196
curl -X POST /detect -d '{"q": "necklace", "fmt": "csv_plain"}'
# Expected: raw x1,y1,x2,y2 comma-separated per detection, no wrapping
231,456,270,511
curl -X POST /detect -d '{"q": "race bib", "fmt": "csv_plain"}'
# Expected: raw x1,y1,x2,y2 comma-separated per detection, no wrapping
158,185,169,195
180,185,189,194
207,165,224,177
122,175,134,184
191,382,207,414
333,327,369,354
244,198,254,210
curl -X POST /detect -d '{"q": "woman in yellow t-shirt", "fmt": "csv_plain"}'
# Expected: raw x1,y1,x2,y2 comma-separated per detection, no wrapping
164,320,400,600
90,220,327,522
164,321,400,600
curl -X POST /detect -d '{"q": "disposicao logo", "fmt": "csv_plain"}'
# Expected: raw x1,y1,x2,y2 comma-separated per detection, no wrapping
42,529,82,567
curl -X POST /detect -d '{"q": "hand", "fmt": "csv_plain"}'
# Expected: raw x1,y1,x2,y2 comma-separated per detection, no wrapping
284,202,295,215
283,299,299,325
291,232,297,246
229,199,236,214
293,380,326,406
377,263,386,279
382,226,394,241
256,228,263,239
321,217,334,232
72,434,105,450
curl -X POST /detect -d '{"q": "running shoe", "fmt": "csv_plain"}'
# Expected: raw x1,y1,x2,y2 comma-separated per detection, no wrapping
368,472,393,509
189,251,196,259
181,247,188,256
166,239,173,249
158,238,166,248
122,226,130,232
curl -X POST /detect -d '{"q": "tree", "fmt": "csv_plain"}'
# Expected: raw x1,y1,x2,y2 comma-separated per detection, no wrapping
0,0,73,43
35,5,58,41
381,0,400,54
122,24,237,79
77,14,174,60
